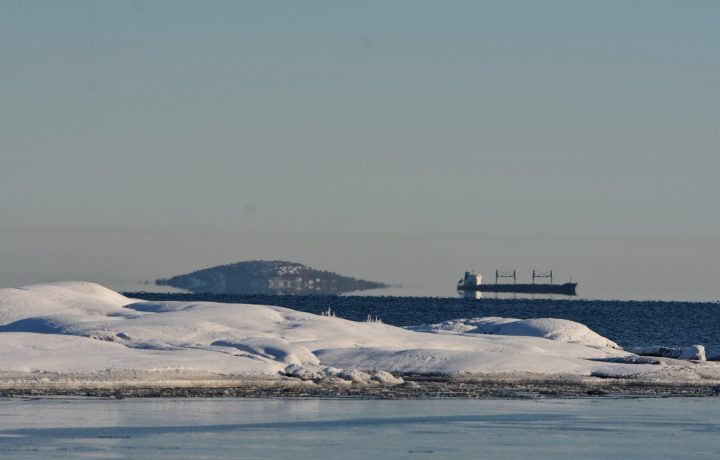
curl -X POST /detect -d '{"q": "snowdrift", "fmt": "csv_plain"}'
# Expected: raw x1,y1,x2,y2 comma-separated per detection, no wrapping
0,282,717,383
409,317,621,349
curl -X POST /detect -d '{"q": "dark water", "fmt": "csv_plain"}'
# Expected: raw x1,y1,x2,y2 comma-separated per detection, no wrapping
126,292,720,358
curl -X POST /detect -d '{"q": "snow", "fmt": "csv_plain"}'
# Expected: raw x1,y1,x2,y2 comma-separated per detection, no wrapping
211,338,320,365
409,317,621,349
630,345,707,361
0,282,717,384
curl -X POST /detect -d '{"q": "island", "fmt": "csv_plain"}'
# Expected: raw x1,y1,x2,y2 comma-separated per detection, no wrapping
156,260,389,295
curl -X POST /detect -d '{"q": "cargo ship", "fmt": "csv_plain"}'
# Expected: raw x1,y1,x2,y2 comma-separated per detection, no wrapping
457,270,577,296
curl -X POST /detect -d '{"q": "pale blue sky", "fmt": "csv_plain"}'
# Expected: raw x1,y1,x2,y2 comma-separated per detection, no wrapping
1,1,718,299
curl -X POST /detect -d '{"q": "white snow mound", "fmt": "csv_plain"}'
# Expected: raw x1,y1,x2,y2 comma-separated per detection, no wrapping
0,282,717,382
630,345,706,361
410,317,621,349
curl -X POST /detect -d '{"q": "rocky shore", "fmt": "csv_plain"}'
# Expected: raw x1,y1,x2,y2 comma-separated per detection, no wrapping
2,373,720,399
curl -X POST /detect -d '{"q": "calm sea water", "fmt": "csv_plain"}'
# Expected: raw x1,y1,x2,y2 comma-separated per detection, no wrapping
128,292,720,358
1,398,719,459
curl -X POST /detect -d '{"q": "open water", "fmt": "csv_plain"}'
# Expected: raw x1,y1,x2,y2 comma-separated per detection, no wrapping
128,292,720,358
1,398,719,459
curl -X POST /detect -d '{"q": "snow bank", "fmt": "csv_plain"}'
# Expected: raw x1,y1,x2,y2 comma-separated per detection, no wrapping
211,338,320,365
0,282,133,326
410,317,621,349
0,282,716,383
630,345,706,361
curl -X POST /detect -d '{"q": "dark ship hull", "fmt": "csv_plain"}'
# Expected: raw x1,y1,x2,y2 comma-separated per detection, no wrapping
459,283,577,296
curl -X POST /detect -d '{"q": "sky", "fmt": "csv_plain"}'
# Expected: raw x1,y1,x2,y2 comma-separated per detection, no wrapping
1,0,719,300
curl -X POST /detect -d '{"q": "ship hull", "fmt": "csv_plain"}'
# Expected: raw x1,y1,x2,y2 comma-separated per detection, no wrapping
458,283,578,296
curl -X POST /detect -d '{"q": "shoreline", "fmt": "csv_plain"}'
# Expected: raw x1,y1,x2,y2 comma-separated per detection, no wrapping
3,283,719,399
2,374,720,399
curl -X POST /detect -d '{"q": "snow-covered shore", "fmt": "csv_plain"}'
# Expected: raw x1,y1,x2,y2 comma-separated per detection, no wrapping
0,282,718,395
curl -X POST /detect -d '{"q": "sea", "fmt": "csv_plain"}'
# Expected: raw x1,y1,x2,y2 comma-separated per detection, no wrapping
126,291,720,359
1,398,719,459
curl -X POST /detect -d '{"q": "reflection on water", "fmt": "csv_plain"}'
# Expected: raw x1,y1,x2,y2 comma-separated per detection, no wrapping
458,289,582,301
348,286,582,300
460,289,482,300
0,398,718,460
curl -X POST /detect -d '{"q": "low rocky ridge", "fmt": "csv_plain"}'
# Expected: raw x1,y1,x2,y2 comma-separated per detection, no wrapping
0,282,718,397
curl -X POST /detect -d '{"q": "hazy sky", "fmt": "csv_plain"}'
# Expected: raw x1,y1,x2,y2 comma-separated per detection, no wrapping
1,0,719,300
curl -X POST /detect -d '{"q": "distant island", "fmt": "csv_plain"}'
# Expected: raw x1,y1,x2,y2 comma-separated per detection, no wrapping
156,260,389,295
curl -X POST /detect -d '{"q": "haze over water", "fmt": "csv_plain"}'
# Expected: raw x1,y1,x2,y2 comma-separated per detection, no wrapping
2,1,719,301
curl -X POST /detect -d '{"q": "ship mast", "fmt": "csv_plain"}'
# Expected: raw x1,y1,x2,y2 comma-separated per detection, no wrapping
495,269,517,285
532,270,553,285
